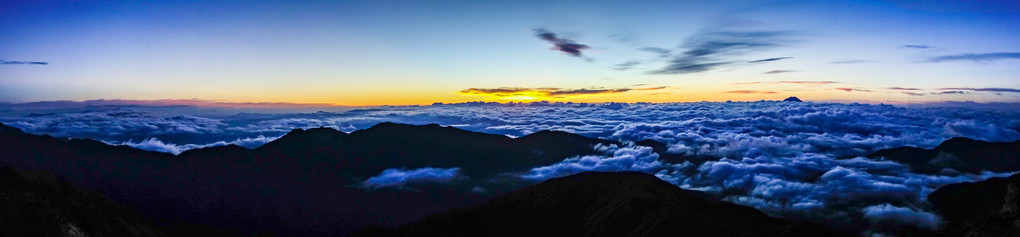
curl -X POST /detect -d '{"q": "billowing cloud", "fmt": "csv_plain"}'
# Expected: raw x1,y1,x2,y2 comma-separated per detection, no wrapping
114,135,279,155
926,52,1020,62
723,90,778,94
938,87,1020,94
862,204,940,231
361,167,462,189
749,57,793,63
533,28,589,57
0,60,48,65
650,30,796,74
6,100,1020,235
521,144,664,180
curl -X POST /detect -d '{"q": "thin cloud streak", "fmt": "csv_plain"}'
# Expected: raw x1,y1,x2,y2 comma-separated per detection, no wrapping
0,60,48,65
927,52,1020,62
723,90,778,94
749,57,793,63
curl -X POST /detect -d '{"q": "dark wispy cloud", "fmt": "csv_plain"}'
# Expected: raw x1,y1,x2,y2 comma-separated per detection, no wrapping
902,92,926,96
649,30,796,74
723,90,778,94
637,47,672,58
533,28,589,57
732,81,838,85
763,70,796,74
830,59,876,64
459,87,634,98
887,87,922,91
932,91,968,95
611,60,641,71
926,52,1020,62
835,88,872,92
902,45,933,49
632,86,668,91
749,57,793,63
938,87,1020,93
0,60,48,65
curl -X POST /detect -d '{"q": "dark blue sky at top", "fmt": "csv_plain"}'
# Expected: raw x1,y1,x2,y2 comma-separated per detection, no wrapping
1,0,1018,104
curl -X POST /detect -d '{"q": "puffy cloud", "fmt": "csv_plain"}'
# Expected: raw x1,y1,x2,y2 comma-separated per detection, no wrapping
862,204,940,231
114,135,280,155
6,100,1020,235
520,144,662,180
361,167,462,189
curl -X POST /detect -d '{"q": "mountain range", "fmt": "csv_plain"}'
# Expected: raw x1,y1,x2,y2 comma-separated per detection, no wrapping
3,121,1018,236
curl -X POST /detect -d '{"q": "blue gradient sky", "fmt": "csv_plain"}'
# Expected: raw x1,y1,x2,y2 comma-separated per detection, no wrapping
1,0,1018,105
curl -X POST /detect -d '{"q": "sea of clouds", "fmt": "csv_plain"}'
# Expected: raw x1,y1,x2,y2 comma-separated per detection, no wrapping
3,101,1020,233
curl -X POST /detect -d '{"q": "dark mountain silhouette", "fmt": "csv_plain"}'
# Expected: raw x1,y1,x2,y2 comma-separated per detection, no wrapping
367,171,848,237
0,166,236,236
928,173,1020,236
867,137,1020,174
0,122,618,236
783,96,803,102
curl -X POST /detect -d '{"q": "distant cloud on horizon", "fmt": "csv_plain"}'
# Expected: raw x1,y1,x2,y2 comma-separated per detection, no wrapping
938,87,1020,94
0,99,335,108
723,90,778,94
460,86,657,99
732,81,838,85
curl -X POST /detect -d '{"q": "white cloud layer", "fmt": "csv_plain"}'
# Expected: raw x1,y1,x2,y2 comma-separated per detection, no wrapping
362,167,462,189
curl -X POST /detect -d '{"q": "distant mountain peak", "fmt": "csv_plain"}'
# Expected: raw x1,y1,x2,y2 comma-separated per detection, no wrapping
783,96,803,102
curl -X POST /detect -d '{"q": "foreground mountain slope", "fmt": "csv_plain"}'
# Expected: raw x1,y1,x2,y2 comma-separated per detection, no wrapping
0,122,617,236
867,137,1020,174
379,172,848,237
928,173,1020,236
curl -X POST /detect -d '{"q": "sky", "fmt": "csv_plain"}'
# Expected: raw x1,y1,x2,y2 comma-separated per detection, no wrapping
1,0,1019,105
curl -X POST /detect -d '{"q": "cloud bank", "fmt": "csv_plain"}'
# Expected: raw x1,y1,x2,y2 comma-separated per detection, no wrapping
362,167,462,189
